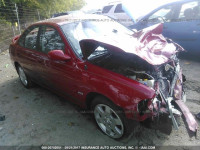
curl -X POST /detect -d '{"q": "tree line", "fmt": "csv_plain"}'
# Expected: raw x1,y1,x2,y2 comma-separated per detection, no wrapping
0,0,85,25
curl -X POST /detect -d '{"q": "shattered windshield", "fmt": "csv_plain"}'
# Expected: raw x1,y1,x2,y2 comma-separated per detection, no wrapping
61,20,133,58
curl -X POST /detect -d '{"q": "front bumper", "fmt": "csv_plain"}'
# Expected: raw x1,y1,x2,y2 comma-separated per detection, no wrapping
149,63,198,134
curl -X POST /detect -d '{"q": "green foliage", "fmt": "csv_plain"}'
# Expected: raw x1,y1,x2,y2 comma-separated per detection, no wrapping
0,0,86,21
37,0,86,17
0,18,11,26
0,0,5,6
0,0,85,52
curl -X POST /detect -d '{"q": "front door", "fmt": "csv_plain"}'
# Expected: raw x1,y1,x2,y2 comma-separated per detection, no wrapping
38,25,82,102
162,0,200,51
134,0,200,52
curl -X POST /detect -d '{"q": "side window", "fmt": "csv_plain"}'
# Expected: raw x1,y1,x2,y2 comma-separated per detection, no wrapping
148,5,176,22
19,26,39,50
114,4,124,13
178,1,199,20
40,26,65,54
102,5,114,13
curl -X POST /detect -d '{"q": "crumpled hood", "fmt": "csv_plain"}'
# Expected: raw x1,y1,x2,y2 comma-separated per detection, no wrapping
80,24,183,66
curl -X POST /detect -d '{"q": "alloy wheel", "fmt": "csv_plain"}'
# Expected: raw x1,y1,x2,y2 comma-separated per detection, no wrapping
18,67,28,86
94,104,124,139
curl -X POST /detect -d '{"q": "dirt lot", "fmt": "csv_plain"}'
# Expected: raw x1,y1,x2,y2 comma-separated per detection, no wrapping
0,50,200,147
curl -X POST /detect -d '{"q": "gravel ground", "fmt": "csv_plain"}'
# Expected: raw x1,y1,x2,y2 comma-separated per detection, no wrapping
0,50,200,147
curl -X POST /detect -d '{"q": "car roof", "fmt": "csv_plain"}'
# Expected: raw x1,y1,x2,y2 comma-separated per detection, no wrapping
35,14,111,26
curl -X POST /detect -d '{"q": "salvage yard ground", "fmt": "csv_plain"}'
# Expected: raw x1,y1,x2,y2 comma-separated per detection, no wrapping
0,50,200,147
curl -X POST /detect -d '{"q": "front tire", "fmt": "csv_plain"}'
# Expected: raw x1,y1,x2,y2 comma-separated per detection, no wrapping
91,96,133,139
17,65,33,88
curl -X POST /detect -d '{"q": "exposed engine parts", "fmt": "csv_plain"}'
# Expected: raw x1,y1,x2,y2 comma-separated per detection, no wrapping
89,50,191,130
111,67,155,88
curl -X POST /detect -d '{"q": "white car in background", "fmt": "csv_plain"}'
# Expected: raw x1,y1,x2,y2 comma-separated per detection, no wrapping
102,1,134,27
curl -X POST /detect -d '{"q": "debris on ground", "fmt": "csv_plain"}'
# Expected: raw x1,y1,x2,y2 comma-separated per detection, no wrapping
68,122,75,127
0,52,6,55
0,115,5,121
5,64,9,68
196,113,200,120
14,96,19,99
30,132,35,137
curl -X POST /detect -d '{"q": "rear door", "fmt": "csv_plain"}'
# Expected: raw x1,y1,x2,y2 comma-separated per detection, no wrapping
16,25,43,82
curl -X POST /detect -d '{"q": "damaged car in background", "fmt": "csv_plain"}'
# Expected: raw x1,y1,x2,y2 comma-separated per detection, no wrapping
9,14,198,139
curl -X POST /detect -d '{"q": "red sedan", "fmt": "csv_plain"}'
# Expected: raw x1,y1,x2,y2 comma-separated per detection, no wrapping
9,14,198,139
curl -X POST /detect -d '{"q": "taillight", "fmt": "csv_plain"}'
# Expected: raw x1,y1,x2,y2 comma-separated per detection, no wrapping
12,35,20,44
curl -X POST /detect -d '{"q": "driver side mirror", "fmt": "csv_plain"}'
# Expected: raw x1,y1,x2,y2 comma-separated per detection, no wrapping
48,50,71,61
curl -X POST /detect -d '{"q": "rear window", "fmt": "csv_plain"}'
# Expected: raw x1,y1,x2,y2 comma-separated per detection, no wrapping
102,5,113,13
114,4,124,13
18,26,39,50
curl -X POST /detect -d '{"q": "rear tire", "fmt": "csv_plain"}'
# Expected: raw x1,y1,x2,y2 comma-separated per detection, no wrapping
17,65,33,88
91,96,134,140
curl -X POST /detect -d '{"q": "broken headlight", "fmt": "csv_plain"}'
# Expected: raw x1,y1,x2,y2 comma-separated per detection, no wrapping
137,99,151,116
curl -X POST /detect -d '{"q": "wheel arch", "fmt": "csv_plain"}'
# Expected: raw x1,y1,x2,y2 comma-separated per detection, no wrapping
85,92,118,110
14,62,20,72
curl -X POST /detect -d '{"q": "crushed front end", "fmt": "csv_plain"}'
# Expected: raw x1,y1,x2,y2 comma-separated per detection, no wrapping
128,24,199,134
137,45,198,134
79,22,198,134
